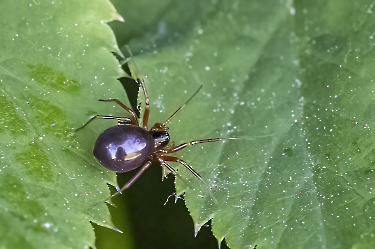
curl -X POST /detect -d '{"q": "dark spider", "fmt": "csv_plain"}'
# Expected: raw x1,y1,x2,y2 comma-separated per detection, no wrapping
76,76,229,197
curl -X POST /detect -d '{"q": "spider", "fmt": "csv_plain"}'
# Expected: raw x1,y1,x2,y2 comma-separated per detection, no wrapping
76,75,231,197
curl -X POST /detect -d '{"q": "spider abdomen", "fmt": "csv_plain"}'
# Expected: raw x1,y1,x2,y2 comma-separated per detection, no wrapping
93,125,155,173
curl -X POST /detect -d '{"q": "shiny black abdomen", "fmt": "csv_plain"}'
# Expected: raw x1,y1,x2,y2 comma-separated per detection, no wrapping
93,125,155,173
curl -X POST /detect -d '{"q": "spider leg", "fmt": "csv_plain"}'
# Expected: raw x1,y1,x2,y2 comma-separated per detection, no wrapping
111,160,153,198
98,99,138,125
155,156,178,176
159,155,201,179
161,137,234,154
155,156,194,188
162,135,271,154
138,77,150,130
158,155,218,204
150,86,203,132
75,115,132,131
124,46,150,129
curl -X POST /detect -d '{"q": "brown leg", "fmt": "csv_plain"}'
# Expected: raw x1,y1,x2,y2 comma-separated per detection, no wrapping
163,135,274,153
75,115,132,131
157,155,218,204
142,97,150,130
123,47,150,129
155,156,178,175
159,155,201,179
155,156,195,188
99,99,138,125
111,160,152,198
138,77,150,130
168,86,202,121
162,138,234,153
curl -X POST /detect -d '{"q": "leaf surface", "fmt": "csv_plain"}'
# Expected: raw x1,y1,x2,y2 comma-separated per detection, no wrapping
0,0,133,248
113,0,375,248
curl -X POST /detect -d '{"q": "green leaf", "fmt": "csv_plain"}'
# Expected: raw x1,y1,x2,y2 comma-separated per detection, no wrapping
0,0,133,248
112,0,375,248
